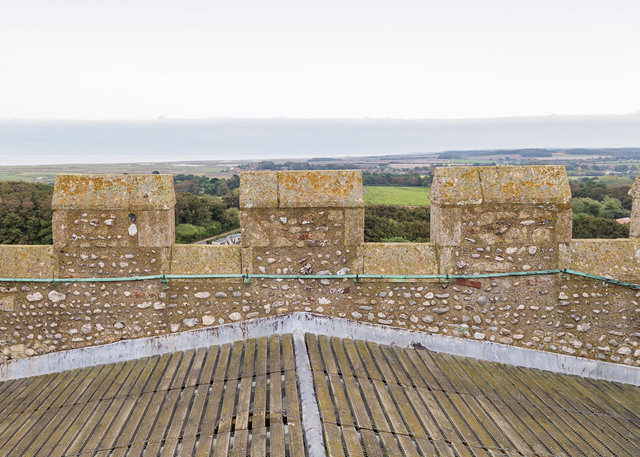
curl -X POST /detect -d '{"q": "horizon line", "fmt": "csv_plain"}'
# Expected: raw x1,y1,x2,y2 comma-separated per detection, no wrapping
1,111,640,123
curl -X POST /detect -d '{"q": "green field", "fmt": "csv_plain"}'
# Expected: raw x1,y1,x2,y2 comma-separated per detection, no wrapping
0,163,229,183
363,186,430,206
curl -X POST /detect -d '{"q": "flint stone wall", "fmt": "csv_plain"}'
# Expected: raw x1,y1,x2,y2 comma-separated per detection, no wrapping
0,168,638,367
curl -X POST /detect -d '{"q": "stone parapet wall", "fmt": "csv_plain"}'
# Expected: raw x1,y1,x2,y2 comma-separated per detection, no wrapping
570,239,640,281
0,246,55,279
0,168,639,368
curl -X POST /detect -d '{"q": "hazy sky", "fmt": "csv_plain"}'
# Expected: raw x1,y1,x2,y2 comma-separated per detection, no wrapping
1,0,639,120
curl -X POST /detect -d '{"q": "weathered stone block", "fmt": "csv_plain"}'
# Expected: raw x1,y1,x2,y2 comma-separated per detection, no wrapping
430,167,484,207
138,211,175,247
240,172,278,209
240,211,271,247
570,239,640,281
0,295,14,312
629,171,640,238
557,243,571,269
0,245,55,279
278,170,363,208
351,245,364,274
477,166,570,205
52,174,175,210
430,165,571,207
171,245,241,275
555,208,573,243
344,208,364,245
241,248,253,274
363,243,437,275
430,205,462,247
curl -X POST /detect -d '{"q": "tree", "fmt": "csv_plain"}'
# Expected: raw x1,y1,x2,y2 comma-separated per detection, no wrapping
572,198,602,217
365,206,430,242
175,224,208,243
573,214,629,239
600,196,629,219
0,181,53,244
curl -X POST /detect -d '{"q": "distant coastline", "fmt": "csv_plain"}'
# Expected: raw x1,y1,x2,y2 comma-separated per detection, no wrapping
1,114,639,166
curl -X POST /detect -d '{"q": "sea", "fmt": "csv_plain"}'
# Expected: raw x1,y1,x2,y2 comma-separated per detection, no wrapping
1,115,639,165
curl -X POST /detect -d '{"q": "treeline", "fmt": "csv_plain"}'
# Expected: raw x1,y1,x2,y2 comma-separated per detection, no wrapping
171,175,241,243
572,215,629,239
565,163,638,177
569,179,631,239
364,206,430,242
570,180,632,208
0,182,53,244
174,193,239,243
174,174,239,198
440,149,554,159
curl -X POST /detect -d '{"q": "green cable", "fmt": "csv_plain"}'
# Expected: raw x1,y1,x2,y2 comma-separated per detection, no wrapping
562,269,640,290
1,269,639,289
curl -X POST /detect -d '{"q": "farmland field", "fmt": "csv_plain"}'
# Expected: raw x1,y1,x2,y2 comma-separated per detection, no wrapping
0,163,229,184
363,186,430,206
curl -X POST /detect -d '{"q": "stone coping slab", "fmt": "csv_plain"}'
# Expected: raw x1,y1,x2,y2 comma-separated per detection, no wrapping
52,174,176,210
240,170,363,209
431,165,571,207
571,239,640,281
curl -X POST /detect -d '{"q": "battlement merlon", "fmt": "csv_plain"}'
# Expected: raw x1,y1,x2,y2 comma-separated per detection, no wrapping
51,174,175,277
239,170,365,274
430,166,573,274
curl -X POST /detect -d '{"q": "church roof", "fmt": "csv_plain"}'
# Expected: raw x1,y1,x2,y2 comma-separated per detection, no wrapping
0,332,638,457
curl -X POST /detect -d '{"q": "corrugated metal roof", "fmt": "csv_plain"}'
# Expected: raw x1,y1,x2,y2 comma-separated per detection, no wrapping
306,334,640,457
0,333,638,456
0,335,303,457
